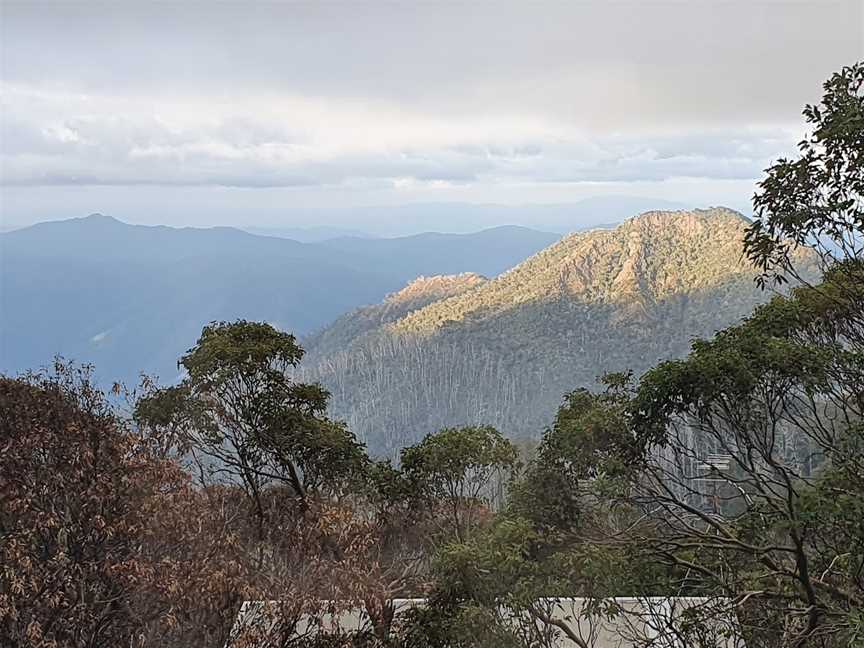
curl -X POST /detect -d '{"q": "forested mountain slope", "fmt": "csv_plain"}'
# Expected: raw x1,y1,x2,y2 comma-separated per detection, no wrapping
305,273,489,358
300,208,819,456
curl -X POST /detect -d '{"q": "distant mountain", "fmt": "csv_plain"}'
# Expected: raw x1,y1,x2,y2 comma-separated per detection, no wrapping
516,196,693,233
242,225,377,242
215,197,692,236
0,215,559,384
298,208,819,457
3,207,794,453
316,226,560,277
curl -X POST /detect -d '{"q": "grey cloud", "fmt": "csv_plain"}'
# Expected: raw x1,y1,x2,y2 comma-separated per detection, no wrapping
0,120,796,187
1,0,861,217
3,2,862,128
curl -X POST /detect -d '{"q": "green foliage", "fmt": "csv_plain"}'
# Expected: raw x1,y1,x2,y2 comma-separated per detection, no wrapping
135,320,367,511
415,263,864,645
401,425,518,495
365,460,414,513
745,61,864,286
622,253,864,644
406,380,671,646
181,320,305,386
511,374,638,532
630,274,856,444
401,425,518,541
395,597,460,648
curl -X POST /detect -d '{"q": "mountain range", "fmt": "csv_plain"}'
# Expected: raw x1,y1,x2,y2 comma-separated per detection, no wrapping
246,196,691,236
297,208,819,456
0,215,560,384
4,196,692,237
1,206,809,456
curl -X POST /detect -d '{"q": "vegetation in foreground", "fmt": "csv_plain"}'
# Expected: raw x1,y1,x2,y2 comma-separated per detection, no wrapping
1,63,863,648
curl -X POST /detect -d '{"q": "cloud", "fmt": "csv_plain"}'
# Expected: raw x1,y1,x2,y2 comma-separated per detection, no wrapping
1,0,859,219
4,2,861,126
0,82,802,188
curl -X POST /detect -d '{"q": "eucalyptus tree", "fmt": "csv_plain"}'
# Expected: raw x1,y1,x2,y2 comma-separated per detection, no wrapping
400,425,519,543
135,320,367,526
623,61,864,647
745,61,864,290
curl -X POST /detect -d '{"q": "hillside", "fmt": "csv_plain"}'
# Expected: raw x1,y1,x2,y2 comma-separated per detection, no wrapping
0,215,557,385
305,273,489,358
300,208,819,456
316,225,560,277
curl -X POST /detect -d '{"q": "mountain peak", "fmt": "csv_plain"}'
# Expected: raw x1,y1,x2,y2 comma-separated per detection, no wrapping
67,213,127,230
622,206,749,231
82,213,121,223
390,207,766,336
386,273,488,306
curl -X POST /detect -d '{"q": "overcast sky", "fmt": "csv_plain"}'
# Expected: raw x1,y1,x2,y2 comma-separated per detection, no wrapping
1,1,862,230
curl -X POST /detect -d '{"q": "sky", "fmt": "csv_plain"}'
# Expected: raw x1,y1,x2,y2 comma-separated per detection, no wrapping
1,1,862,231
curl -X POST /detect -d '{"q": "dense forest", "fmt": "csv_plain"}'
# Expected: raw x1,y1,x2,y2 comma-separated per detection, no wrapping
2,63,863,648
